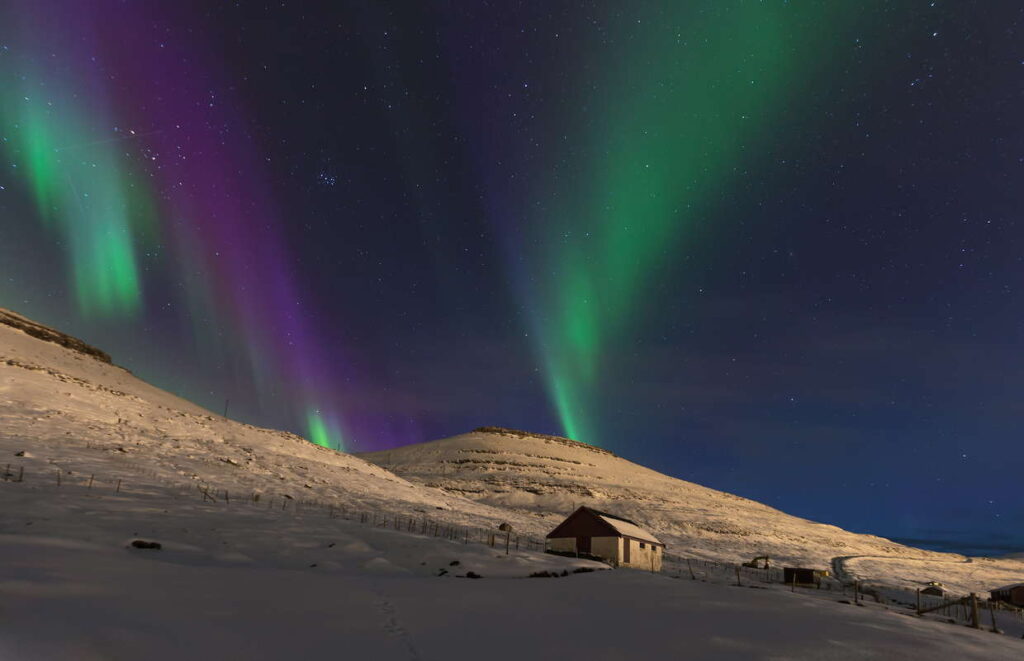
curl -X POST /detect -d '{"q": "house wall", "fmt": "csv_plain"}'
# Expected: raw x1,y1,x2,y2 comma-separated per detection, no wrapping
546,535,663,571
590,536,621,566
620,537,663,571
547,537,576,553
546,536,620,564
991,586,1024,606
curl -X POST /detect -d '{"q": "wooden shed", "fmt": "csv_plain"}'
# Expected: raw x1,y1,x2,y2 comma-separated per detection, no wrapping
783,567,819,587
990,582,1024,607
546,506,664,571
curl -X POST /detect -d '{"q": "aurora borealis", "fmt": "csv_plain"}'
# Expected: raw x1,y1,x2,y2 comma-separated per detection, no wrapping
1,2,347,448
1,36,153,317
514,4,851,444
2,1,1023,554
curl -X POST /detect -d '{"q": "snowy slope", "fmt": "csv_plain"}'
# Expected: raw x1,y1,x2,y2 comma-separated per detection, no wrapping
358,428,1024,594
3,305,1021,594
0,308,518,528
3,308,1024,658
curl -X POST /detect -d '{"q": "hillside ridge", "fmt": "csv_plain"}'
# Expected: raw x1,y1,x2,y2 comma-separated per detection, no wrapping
0,307,111,364
472,426,617,457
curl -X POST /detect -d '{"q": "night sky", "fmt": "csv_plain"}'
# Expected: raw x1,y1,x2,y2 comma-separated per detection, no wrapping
1,1,1022,555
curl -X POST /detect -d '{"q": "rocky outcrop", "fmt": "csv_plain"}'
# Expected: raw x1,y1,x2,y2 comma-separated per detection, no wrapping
0,308,111,363
472,426,617,457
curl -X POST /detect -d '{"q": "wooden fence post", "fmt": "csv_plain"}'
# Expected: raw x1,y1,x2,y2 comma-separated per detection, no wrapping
735,567,742,587
115,478,122,493
916,589,921,615
17,466,23,482
971,593,981,629
88,474,94,489
989,601,1000,633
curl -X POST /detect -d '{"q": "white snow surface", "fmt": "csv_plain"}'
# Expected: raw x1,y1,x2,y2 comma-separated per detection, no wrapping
2,309,1024,659
4,479,1024,660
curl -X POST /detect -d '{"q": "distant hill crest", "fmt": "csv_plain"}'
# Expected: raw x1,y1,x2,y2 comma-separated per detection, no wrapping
0,308,111,364
472,426,617,457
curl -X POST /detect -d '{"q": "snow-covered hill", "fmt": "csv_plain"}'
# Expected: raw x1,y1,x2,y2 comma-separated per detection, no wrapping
3,306,1023,594
3,308,1024,658
358,428,1024,593
2,306,1022,593
0,308,516,528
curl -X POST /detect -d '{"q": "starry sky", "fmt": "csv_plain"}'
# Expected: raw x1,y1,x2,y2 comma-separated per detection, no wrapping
1,1,1022,556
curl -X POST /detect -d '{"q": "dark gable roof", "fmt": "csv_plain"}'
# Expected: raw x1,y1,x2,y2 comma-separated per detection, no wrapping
547,506,664,546
580,506,640,527
546,507,620,539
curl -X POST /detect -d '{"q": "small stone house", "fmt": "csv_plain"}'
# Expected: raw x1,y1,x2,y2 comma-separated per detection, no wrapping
990,582,1024,607
545,506,664,571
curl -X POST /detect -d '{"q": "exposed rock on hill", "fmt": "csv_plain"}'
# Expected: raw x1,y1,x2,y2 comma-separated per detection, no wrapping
0,308,111,363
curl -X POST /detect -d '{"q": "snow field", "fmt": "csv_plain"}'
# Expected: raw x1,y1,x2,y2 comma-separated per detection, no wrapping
3,469,1024,660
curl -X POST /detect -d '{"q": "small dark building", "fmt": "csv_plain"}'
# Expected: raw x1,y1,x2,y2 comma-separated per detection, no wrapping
783,567,819,587
546,506,664,570
990,582,1024,607
921,581,947,597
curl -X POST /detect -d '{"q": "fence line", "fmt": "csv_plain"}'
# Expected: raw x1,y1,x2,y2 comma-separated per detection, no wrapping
1,459,549,557
661,550,1024,631
5,456,1023,635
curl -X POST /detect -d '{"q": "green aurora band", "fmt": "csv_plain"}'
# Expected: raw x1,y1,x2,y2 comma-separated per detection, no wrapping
1,66,156,318
305,409,335,449
0,10,348,452
531,4,851,444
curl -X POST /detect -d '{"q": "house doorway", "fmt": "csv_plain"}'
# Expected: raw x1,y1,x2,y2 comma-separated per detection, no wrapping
577,536,591,554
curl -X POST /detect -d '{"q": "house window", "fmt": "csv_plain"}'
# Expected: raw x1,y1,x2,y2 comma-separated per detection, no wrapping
639,542,646,549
